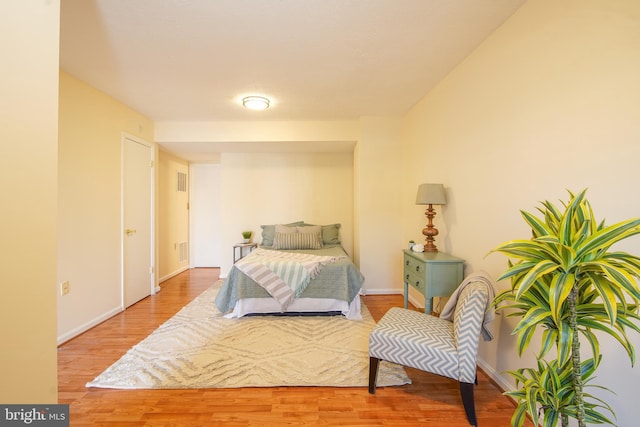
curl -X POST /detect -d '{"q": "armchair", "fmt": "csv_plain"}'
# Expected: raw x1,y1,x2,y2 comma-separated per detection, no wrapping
368,273,495,427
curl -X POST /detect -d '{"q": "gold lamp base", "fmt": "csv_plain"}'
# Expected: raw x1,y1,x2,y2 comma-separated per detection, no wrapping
422,204,439,252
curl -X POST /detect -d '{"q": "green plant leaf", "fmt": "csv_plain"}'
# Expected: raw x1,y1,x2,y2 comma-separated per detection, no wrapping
575,219,640,259
496,261,540,283
580,319,636,364
556,320,572,365
549,273,575,324
521,209,553,237
605,252,640,277
493,190,640,427
493,240,549,261
588,275,618,324
558,189,587,246
510,402,529,427
515,260,559,301
589,260,640,301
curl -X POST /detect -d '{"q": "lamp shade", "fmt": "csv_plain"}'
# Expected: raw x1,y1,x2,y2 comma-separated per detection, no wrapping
415,183,446,205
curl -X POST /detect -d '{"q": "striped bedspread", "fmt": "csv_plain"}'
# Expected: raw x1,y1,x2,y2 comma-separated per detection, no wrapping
234,248,345,310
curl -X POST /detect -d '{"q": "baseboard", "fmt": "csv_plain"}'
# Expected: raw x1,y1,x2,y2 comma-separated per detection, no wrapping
477,356,515,393
159,265,190,283
57,305,123,346
360,288,402,296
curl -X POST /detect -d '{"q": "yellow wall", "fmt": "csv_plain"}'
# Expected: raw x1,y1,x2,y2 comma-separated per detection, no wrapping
158,150,190,279
0,0,59,403
402,0,640,422
157,118,406,292
355,117,404,292
57,72,155,343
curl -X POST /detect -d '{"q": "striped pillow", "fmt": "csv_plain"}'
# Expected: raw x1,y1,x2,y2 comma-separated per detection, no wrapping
273,232,323,250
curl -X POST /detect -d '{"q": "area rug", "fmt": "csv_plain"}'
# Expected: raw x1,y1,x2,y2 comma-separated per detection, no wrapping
86,281,411,389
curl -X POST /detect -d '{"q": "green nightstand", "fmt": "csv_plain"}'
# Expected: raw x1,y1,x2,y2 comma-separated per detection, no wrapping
403,249,464,314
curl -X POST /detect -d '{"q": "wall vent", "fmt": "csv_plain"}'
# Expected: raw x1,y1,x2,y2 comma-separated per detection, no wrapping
178,241,188,263
176,171,187,192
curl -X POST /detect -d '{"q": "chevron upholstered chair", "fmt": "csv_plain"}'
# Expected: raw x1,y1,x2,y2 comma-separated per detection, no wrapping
368,277,493,427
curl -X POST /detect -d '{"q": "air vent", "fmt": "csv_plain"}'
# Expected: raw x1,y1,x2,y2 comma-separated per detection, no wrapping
178,242,188,263
176,171,187,192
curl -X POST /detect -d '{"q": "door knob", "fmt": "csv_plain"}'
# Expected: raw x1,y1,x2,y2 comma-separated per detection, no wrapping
125,228,137,236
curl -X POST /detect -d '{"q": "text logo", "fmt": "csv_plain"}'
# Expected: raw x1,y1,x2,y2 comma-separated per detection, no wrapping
1,405,69,426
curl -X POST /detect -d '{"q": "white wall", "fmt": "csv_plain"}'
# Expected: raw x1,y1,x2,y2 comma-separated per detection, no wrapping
190,163,222,267
402,0,640,423
219,152,355,275
0,0,59,403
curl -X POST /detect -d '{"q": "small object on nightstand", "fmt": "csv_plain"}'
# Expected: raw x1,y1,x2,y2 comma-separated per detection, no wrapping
233,242,257,263
402,249,464,314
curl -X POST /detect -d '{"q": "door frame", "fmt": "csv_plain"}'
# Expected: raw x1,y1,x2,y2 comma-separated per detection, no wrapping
120,132,157,309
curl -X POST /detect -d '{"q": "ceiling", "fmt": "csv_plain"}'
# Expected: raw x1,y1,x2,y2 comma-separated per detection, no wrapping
60,0,526,159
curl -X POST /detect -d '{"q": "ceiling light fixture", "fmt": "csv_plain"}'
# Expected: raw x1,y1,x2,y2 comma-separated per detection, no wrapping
242,96,270,110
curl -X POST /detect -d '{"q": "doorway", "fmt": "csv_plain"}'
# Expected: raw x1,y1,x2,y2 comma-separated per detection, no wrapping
189,163,221,267
122,134,155,307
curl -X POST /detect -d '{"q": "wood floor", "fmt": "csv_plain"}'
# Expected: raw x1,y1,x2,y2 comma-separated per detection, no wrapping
58,268,529,426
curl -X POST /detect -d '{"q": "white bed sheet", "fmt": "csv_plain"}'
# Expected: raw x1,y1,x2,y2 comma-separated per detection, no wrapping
224,296,362,320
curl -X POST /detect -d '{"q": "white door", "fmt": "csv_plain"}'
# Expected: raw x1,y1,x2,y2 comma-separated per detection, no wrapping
190,163,221,267
122,134,154,307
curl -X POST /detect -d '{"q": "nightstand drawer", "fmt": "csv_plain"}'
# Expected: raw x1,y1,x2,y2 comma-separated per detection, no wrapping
402,249,464,314
404,256,425,276
404,271,426,293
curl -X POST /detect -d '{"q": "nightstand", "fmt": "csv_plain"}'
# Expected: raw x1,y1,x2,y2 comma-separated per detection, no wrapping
233,243,257,263
403,249,464,314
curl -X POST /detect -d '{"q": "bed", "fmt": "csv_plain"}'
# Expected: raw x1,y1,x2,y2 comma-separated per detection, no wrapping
215,222,365,320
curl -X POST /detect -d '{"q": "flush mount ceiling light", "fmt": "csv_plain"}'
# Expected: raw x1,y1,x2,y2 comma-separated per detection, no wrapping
242,96,270,110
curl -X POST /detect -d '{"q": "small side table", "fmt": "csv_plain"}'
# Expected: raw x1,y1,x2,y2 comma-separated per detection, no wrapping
233,243,257,263
403,249,464,314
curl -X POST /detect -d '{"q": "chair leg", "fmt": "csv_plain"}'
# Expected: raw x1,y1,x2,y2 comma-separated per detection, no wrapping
460,381,477,426
368,357,380,394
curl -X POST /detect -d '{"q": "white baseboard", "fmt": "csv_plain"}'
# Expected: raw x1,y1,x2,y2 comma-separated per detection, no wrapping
57,305,123,346
360,288,402,296
159,265,190,283
477,356,515,394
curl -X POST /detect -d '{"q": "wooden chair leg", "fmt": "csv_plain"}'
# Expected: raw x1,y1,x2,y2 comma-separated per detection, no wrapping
368,357,380,394
460,381,477,426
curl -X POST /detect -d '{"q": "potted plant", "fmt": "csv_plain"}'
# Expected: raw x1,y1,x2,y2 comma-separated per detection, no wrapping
491,189,640,427
241,230,253,243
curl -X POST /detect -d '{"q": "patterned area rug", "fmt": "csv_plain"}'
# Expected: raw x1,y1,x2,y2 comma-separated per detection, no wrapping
86,281,411,389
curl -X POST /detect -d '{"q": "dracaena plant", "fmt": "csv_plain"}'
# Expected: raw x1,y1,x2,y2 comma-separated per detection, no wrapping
491,189,640,427
505,356,614,427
